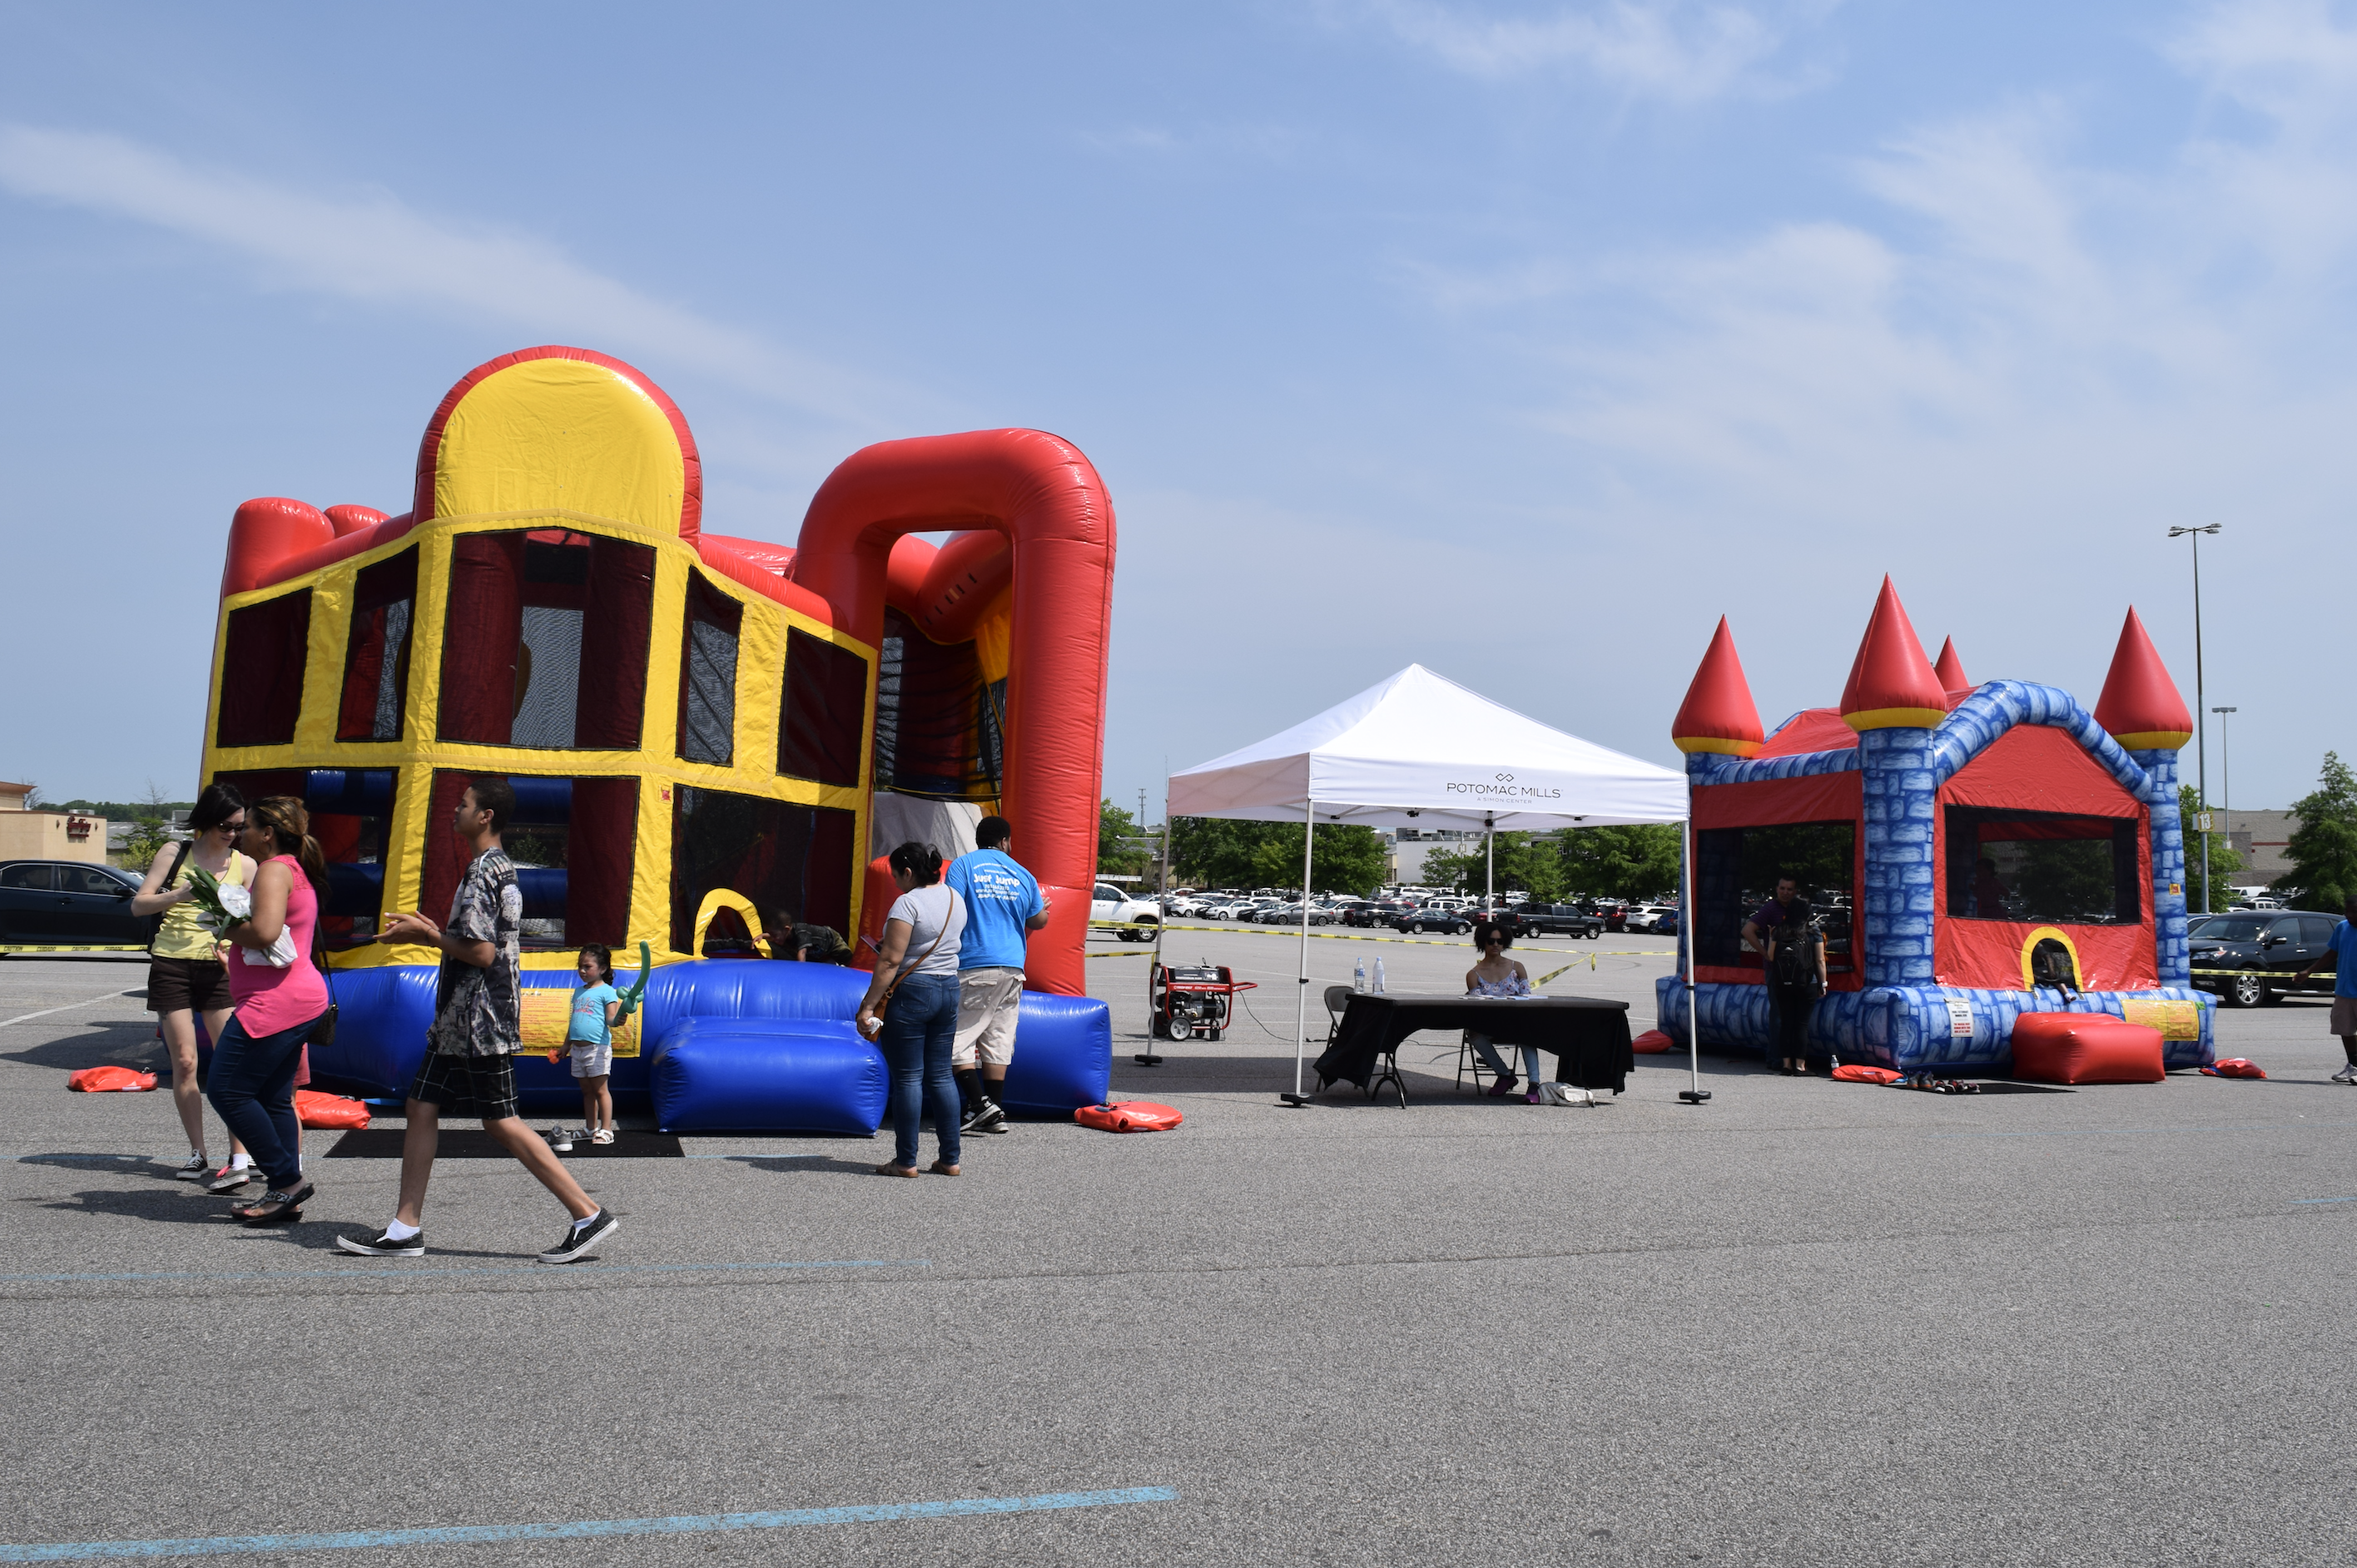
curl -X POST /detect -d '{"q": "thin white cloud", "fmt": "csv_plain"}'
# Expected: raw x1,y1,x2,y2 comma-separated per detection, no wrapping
1352,0,1843,104
1407,0,2357,519
0,125,899,425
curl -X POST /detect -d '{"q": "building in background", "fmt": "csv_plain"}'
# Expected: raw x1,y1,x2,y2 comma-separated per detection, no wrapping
2222,809,2298,895
0,783,107,865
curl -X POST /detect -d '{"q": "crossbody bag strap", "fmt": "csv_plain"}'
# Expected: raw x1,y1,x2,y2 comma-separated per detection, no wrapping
144,841,196,959
880,891,953,1005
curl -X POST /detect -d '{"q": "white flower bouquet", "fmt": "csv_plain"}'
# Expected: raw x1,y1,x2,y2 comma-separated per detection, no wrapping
186,867,298,967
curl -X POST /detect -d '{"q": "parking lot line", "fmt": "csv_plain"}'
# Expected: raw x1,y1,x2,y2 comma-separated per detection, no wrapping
0,1258,928,1286
0,1486,1180,1561
0,988,141,1030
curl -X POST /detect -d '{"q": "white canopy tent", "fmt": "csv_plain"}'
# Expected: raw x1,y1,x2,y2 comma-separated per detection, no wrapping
1165,664,1704,1104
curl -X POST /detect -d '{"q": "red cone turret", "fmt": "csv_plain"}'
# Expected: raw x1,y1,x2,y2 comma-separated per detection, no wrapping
1839,577,1948,732
1671,617,1765,757
1933,637,1971,695
2093,607,2192,751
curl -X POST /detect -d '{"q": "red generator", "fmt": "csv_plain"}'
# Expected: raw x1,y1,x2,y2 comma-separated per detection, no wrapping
1142,962,1256,1064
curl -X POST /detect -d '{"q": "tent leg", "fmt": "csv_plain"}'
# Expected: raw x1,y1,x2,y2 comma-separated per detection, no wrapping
1137,782,1170,1068
1281,801,1316,1108
1678,815,1710,1105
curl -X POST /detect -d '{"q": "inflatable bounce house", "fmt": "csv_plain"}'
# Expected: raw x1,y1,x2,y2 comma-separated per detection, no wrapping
198,345,1115,1129
1659,578,2215,1074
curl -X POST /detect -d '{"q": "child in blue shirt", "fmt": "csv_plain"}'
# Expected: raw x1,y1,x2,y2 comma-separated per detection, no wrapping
566,945,623,1144
2296,896,2357,1084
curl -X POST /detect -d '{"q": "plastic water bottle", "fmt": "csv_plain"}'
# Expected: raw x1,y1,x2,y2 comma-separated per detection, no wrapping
1373,957,1387,995
1354,958,1367,992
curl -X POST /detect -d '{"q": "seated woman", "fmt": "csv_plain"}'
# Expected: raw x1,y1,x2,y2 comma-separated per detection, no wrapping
1464,922,1546,1103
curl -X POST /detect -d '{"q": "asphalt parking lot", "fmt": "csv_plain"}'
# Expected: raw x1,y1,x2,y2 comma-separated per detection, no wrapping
3,931,2353,1566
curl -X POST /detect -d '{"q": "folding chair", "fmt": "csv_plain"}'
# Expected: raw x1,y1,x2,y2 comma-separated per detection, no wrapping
1321,985,1405,1107
1456,1030,1501,1095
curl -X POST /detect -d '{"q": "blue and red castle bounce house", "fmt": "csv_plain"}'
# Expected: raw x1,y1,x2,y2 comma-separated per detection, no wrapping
1659,578,2216,1074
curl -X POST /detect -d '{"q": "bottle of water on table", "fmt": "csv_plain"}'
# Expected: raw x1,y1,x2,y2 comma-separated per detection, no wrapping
1374,957,1386,994
1354,957,1367,992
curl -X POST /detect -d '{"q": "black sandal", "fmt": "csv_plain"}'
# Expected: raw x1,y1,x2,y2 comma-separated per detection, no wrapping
232,1182,315,1225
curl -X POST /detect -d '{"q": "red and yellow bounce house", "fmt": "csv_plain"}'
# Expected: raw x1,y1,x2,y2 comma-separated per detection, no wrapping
197,346,1117,1129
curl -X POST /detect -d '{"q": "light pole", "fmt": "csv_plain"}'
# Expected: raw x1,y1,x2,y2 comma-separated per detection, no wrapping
2213,705,2236,898
2168,523,2221,913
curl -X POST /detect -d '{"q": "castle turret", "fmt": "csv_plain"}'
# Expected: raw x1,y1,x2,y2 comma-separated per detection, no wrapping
1671,617,1765,758
1842,578,1944,990
1840,578,1948,731
1933,636,1970,697
2093,608,2193,749
2095,607,2194,988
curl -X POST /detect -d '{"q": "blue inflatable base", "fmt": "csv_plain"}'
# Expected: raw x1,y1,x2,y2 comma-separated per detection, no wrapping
653,1019,885,1135
305,958,1113,1128
1655,975,2216,1074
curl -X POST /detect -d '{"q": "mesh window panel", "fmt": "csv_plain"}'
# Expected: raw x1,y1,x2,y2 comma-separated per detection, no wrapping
337,550,418,742
578,538,653,750
677,573,742,766
1695,821,1858,970
565,777,638,945
1943,807,2141,925
439,531,653,751
778,628,868,787
439,535,523,743
670,786,858,954
514,605,584,749
874,609,992,800
216,591,312,747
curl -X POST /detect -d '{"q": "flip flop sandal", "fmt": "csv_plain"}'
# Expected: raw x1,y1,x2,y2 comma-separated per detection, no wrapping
233,1183,315,1224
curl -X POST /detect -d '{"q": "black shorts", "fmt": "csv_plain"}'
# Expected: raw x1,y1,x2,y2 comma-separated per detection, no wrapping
408,1050,520,1121
147,956,233,1016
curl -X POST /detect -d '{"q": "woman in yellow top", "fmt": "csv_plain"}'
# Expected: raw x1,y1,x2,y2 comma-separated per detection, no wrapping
132,784,256,1184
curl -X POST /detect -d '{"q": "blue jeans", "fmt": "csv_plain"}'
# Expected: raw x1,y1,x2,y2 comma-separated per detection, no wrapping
878,974,961,1169
1469,1032,1542,1084
206,1010,321,1190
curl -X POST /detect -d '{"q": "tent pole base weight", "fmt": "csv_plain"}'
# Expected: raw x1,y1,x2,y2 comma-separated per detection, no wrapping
1678,1089,1713,1104
1132,1052,1164,1066
1278,1093,1313,1107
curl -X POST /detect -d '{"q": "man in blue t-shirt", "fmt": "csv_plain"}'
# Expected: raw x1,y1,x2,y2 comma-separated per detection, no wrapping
944,815,1049,1132
2295,894,2357,1084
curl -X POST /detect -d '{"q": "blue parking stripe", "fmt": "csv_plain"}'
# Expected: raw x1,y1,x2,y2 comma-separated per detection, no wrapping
0,1258,925,1285
0,1486,1179,1561
2290,1195,2357,1205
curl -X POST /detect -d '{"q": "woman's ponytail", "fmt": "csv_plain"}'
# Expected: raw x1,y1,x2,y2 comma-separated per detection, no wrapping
251,796,330,893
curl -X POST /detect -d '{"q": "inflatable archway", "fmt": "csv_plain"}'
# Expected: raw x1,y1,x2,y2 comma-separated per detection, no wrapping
200,346,1115,1123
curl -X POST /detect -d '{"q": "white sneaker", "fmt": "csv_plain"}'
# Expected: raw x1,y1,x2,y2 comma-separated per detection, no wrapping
2332,1064,2357,1084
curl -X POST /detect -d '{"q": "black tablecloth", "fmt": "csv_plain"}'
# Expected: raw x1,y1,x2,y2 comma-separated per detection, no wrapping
1314,993,1635,1094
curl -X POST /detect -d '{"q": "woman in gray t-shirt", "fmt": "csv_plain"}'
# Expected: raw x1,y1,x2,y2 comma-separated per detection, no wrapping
856,842,968,1175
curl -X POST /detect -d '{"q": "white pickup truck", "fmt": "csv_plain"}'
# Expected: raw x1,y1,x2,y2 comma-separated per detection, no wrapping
1091,882,1162,941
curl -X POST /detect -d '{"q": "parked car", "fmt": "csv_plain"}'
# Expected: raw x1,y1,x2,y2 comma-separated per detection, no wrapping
2189,910,2341,1006
0,860,157,947
1575,899,1627,932
1397,906,1473,935
1516,903,1605,940
1090,882,1162,941
1653,908,1680,936
1625,904,1675,934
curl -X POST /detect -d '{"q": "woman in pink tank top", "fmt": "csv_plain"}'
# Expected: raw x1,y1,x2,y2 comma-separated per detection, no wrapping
206,796,331,1224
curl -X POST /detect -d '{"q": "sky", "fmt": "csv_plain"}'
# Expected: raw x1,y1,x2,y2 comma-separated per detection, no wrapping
2,0,2351,816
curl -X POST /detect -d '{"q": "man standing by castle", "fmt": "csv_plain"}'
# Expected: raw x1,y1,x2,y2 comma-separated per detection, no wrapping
945,815,1050,1133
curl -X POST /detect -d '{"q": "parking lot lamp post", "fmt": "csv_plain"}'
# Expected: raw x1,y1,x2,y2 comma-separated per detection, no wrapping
2167,523,2221,913
2213,706,2236,898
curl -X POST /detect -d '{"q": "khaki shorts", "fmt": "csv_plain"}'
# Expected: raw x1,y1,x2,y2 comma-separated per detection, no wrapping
954,967,1024,1068
2333,997,2357,1036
